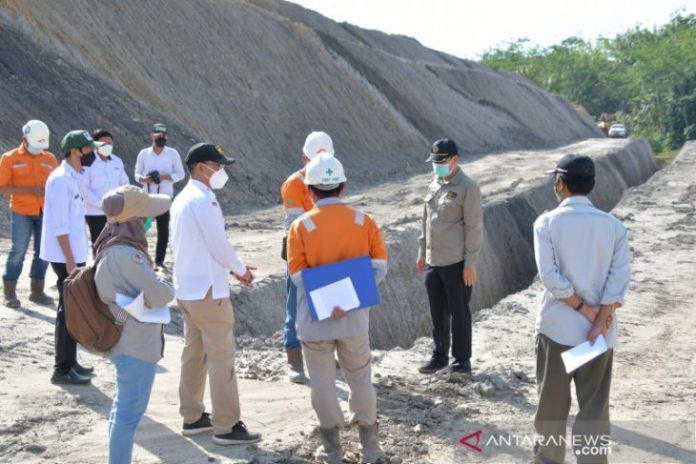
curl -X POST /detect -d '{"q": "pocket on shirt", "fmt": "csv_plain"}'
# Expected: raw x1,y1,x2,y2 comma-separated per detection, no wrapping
70,192,85,217
437,198,461,222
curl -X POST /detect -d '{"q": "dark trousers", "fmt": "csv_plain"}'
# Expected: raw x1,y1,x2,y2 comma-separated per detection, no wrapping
534,334,613,464
154,211,169,266
424,261,472,363
52,261,85,374
86,215,108,245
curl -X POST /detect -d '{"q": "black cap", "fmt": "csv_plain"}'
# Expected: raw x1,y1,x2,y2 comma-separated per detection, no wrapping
547,154,595,180
152,123,167,134
185,143,235,165
426,138,458,162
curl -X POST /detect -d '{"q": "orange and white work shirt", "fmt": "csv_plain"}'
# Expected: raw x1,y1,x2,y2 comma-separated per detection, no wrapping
280,168,313,230
287,197,388,342
0,145,58,216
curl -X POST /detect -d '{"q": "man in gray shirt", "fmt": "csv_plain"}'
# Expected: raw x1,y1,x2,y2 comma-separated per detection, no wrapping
533,154,630,463
417,138,483,375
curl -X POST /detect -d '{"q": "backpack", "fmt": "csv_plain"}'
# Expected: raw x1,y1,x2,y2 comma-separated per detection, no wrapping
64,258,125,353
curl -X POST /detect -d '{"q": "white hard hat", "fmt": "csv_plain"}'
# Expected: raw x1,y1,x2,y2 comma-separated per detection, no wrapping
302,131,334,160
22,120,50,149
304,153,346,190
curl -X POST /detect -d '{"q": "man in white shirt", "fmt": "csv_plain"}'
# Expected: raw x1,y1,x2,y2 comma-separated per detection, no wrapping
170,143,261,445
533,154,631,464
40,130,97,386
134,123,184,268
80,129,130,244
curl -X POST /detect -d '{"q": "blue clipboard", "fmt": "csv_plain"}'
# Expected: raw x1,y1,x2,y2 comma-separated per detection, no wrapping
301,255,380,321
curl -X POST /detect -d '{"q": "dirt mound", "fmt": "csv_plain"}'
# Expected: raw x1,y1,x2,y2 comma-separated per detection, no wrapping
0,0,599,211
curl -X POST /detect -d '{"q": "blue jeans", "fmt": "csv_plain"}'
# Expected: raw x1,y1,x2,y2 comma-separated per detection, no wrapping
3,211,49,281
284,272,300,351
108,355,157,464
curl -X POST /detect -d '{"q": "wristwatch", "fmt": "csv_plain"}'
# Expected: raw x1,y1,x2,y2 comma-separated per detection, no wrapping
574,300,584,312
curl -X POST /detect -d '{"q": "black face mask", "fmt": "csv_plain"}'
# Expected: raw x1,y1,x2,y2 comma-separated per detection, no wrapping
80,151,96,168
154,137,167,148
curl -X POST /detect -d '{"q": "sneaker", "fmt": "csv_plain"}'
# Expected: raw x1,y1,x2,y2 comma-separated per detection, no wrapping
450,359,472,375
212,421,262,445
182,412,213,436
418,357,448,374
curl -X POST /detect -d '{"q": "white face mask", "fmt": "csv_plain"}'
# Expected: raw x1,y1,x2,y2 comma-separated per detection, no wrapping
26,143,43,155
204,164,229,189
97,144,113,158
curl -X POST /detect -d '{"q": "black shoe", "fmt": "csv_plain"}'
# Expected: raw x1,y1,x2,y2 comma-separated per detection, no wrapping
182,412,213,436
74,362,94,376
418,357,449,374
450,359,472,374
212,421,262,445
51,368,91,385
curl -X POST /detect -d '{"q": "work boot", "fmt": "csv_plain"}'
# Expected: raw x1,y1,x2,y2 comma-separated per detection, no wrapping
287,347,306,383
3,280,20,309
359,423,385,463
314,426,342,464
29,279,54,305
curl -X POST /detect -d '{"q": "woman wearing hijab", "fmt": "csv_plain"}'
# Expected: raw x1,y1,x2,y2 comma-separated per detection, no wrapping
94,184,173,464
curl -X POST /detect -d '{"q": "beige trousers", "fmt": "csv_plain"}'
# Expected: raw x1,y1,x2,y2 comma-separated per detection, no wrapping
178,291,240,435
302,334,377,429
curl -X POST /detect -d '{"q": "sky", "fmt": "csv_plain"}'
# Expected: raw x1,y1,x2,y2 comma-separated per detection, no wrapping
288,0,695,59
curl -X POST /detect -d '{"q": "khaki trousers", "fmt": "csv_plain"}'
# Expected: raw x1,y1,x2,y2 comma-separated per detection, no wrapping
534,334,613,464
302,334,377,429
178,291,240,435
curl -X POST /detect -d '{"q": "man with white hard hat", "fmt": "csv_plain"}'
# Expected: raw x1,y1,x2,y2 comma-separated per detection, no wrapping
287,153,388,464
279,131,334,383
0,120,58,308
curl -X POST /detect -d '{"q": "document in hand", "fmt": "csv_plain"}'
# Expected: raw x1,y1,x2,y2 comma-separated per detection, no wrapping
561,334,608,373
301,255,380,321
115,292,171,324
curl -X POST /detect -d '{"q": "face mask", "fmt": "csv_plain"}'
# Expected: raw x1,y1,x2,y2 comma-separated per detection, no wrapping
80,151,96,168
553,178,563,202
203,164,228,189
97,144,113,157
143,217,154,233
27,143,43,155
154,137,166,148
432,162,451,177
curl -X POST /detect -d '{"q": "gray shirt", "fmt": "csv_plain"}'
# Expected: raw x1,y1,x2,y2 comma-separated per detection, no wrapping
95,245,175,363
418,168,483,268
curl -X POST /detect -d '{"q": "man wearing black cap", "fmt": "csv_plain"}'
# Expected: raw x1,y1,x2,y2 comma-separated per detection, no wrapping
533,154,630,463
170,143,261,445
417,138,483,375
134,123,185,269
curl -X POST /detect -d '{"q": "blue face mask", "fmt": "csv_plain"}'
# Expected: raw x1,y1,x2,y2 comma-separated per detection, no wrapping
432,162,451,177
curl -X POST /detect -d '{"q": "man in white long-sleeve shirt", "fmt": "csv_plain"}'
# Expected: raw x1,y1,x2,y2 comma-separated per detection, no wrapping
170,143,261,446
134,123,184,268
533,154,631,464
80,129,130,244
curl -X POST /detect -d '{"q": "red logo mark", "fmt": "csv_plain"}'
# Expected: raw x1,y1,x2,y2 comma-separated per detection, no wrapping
460,430,483,452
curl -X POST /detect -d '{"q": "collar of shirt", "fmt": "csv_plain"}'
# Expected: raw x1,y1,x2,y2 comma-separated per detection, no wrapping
61,160,80,179
559,196,593,208
189,178,216,198
314,197,343,207
97,154,112,162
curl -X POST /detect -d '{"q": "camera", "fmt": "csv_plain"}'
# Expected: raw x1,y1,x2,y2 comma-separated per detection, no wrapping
147,170,161,185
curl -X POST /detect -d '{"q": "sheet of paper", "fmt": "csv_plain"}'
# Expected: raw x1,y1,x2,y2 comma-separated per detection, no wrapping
561,335,608,373
115,292,171,324
308,277,360,321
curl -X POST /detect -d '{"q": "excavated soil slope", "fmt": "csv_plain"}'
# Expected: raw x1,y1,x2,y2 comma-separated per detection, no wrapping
0,0,600,210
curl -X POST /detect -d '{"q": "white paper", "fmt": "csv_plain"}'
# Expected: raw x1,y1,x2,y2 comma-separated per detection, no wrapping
561,335,608,373
115,292,171,324
308,277,360,321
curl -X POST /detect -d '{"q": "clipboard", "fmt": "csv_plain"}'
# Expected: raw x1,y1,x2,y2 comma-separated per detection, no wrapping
301,255,380,321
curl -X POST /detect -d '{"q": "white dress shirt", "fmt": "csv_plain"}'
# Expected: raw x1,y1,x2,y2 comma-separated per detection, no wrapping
134,146,185,197
170,179,246,300
40,160,89,264
78,154,130,216
533,196,631,348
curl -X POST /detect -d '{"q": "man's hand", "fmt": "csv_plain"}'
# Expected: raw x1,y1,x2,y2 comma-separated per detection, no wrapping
233,268,255,287
587,320,609,345
159,174,173,181
580,304,600,323
331,306,347,319
140,176,153,184
463,268,477,286
66,258,77,275
416,257,426,273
